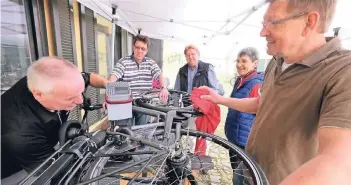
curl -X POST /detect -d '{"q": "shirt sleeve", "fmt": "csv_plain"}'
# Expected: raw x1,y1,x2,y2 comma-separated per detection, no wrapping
248,84,262,98
150,59,162,80
319,65,351,129
207,65,225,95
81,72,90,88
110,58,125,79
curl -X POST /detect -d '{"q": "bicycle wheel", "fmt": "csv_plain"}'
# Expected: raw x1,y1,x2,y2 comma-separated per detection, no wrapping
78,128,268,185
135,89,193,113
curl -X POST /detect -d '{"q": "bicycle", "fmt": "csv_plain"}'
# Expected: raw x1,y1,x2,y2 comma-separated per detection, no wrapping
19,89,268,185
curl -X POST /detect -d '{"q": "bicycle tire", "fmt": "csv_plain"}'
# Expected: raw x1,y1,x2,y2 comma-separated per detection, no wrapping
135,90,192,113
135,99,193,113
79,129,268,185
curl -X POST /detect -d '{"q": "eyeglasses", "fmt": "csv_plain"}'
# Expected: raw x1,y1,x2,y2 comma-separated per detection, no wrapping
134,45,147,51
235,59,249,64
262,12,308,30
185,53,197,57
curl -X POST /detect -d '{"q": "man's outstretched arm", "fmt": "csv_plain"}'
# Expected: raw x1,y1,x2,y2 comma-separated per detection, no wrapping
199,86,260,114
158,73,168,89
108,74,118,82
81,72,107,89
89,72,108,88
108,59,125,82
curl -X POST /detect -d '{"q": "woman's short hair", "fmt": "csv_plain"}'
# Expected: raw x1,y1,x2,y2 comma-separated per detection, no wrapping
237,47,259,62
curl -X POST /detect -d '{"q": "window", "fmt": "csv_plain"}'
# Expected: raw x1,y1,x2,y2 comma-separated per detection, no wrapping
96,14,112,78
1,0,32,91
96,14,112,101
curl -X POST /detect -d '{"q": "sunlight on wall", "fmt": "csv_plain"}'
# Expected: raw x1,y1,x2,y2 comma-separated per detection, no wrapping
343,40,351,50
162,40,187,88
97,33,108,77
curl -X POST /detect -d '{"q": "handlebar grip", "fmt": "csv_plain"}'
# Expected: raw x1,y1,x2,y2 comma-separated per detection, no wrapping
81,104,103,111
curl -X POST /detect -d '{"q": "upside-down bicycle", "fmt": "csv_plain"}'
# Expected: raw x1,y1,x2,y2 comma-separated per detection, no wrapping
19,88,268,185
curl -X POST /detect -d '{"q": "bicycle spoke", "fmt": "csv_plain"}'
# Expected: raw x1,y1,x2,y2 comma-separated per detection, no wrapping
150,151,171,184
77,151,167,185
78,128,267,185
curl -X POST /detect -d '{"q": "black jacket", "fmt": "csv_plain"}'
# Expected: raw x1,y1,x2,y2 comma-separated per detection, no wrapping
1,73,90,178
178,60,210,92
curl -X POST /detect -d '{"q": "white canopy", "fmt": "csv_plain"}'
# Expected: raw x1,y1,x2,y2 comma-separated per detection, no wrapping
78,0,351,60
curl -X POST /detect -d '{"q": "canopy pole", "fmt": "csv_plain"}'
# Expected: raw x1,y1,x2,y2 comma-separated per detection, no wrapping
227,0,267,34
333,27,341,36
110,5,117,72
205,0,267,45
116,8,137,35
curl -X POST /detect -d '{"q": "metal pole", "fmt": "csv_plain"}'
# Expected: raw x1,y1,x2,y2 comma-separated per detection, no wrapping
333,27,341,37
110,5,117,72
116,8,137,35
206,0,267,44
227,0,267,35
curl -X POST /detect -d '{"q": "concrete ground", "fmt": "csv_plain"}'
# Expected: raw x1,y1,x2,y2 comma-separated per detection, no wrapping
197,105,233,185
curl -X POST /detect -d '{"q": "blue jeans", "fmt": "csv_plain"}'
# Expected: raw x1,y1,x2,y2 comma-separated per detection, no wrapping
230,145,251,185
133,112,148,126
233,163,250,185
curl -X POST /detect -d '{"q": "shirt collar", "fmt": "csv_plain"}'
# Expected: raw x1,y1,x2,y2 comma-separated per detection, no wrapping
130,55,146,63
241,70,257,80
297,37,341,67
188,62,198,71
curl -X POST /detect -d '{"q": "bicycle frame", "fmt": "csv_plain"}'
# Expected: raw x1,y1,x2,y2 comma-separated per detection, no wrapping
19,103,196,185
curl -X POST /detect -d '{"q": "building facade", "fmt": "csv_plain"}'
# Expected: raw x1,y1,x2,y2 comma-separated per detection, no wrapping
1,0,163,125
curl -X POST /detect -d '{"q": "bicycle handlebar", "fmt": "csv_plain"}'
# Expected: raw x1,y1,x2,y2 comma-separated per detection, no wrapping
81,95,103,111
134,89,198,114
19,130,107,185
81,104,103,111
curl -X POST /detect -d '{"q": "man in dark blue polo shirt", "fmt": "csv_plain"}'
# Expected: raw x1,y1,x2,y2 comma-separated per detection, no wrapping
1,56,107,182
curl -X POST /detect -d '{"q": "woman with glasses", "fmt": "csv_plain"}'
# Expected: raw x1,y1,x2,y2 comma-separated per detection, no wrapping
225,47,264,170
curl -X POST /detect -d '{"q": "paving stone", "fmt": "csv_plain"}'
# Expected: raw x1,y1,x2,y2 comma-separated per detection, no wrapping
206,106,235,184
210,175,221,183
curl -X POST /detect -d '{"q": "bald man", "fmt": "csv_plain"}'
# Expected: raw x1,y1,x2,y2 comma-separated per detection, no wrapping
1,56,107,181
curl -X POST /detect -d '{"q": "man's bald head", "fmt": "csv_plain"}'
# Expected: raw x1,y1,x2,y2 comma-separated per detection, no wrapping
27,56,81,94
27,56,85,111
